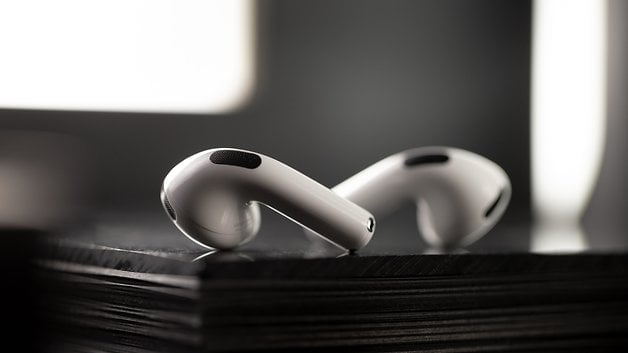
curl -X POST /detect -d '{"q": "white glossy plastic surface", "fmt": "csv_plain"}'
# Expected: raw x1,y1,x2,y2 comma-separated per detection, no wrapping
161,148,375,250
334,147,511,248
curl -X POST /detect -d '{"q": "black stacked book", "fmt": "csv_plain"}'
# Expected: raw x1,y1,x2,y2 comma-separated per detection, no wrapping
37,228,628,353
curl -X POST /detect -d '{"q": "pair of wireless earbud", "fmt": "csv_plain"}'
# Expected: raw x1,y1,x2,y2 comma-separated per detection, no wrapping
161,147,511,251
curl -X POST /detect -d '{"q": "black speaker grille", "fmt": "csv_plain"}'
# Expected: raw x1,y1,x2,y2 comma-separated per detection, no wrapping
404,154,449,167
210,150,262,169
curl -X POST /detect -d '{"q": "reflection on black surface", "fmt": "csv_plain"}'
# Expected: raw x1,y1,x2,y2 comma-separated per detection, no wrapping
192,250,254,263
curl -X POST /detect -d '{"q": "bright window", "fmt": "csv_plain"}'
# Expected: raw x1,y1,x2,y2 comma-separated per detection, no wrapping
0,0,254,113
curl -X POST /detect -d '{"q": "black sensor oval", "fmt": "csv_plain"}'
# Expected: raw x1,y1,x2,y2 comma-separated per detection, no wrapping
210,150,262,169
404,154,449,167
484,190,504,218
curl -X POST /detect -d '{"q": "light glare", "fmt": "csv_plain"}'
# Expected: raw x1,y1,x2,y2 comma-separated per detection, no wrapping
532,0,607,223
531,0,607,252
0,0,254,113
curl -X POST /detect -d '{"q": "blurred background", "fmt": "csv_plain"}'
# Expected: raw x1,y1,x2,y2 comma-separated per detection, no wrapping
0,0,626,253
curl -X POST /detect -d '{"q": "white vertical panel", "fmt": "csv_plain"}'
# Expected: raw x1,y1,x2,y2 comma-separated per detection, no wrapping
531,0,607,251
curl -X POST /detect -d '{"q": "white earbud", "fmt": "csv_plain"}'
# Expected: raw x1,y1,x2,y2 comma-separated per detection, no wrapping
161,148,375,251
332,147,511,249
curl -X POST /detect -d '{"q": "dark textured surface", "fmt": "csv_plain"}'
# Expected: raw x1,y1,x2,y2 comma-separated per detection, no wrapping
1,230,45,353
39,238,628,279
38,228,628,352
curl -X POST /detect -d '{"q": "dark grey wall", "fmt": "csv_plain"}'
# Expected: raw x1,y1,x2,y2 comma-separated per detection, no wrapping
0,0,532,232
584,0,628,248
